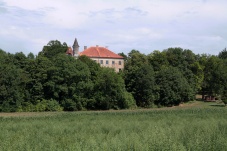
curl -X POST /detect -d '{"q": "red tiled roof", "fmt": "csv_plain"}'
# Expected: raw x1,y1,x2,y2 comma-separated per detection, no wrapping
79,46,123,59
66,47,73,56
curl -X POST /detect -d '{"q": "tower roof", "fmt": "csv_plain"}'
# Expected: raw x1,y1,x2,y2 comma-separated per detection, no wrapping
80,46,123,59
72,38,79,48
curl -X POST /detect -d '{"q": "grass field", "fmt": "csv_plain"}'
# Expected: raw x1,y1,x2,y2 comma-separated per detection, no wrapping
1,101,227,150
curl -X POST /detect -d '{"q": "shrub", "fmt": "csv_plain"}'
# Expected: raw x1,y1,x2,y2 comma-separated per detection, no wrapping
119,92,137,109
62,99,77,111
44,99,62,111
222,99,227,106
21,99,62,112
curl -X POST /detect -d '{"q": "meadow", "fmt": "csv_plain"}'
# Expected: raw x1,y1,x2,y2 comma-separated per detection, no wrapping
1,101,227,151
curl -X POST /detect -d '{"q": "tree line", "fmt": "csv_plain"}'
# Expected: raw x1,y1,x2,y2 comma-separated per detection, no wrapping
0,40,227,112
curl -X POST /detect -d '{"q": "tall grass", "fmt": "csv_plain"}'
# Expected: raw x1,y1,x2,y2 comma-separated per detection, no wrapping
1,107,227,150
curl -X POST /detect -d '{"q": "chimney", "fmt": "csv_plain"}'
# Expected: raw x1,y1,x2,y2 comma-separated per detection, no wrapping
84,46,87,50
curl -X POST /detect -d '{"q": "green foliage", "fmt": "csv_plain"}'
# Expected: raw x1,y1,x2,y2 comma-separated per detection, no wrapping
2,40,227,111
125,49,148,69
223,100,227,106
27,52,35,59
147,50,169,71
120,91,136,109
155,67,194,106
78,55,101,81
39,40,68,58
125,64,156,107
201,55,227,97
124,50,156,107
118,52,128,61
21,99,62,112
218,48,227,59
94,68,136,110
0,60,28,112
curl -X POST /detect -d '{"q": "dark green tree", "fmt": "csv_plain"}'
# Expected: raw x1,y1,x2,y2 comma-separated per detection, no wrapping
27,52,35,59
46,54,92,110
39,40,68,58
147,50,169,72
0,62,27,111
218,48,227,59
118,52,128,62
155,67,194,106
124,50,156,107
78,55,101,81
94,68,135,110
201,55,224,98
25,55,53,102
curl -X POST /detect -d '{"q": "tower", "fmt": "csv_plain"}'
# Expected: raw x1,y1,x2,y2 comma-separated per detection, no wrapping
72,38,79,57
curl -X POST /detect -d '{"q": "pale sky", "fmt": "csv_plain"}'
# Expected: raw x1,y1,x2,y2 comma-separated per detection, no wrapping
0,0,227,55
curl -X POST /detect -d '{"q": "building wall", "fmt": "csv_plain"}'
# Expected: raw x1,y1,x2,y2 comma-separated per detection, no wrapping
90,57,124,72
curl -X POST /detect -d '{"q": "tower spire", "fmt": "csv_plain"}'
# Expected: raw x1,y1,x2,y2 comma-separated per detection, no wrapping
72,38,79,57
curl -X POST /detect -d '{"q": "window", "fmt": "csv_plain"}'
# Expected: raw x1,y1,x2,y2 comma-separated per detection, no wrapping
112,61,115,64
106,60,109,64
119,61,121,65
100,60,103,64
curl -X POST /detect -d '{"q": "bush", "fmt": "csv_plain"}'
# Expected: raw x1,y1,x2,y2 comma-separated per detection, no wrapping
0,101,17,112
86,99,97,110
45,99,63,111
21,99,62,112
222,99,227,106
119,92,137,109
62,99,77,111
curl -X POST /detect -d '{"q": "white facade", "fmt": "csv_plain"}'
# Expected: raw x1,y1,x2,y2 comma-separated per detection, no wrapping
90,57,124,72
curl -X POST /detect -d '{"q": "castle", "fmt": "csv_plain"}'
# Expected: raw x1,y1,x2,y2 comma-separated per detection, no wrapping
66,38,124,72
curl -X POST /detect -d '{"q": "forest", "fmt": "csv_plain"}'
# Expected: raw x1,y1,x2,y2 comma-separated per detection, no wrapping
0,40,227,112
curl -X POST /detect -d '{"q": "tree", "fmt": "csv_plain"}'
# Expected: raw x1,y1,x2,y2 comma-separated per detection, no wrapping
118,52,128,62
39,40,68,58
27,52,35,59
0,51,36,111
12,52,29,69
0,62,27,112
45,54,92,110
25,55,53,102
155,67,194,106
137,65,156,107
126,64,156,107
150,48,199,96
164,47,184,67
94,68,135,110
218,48,227,59
190,61,204,91
201,55,225,98
78,55,101,81
124,50,156,107
147,50,169,72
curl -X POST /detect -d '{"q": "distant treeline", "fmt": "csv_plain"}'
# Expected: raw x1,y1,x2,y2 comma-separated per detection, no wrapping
0,40,227,112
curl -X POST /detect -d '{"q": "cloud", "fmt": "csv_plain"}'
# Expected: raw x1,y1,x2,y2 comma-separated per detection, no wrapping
0,0,227,55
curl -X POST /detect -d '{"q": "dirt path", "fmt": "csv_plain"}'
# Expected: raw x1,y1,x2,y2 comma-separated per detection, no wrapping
0,112,61,117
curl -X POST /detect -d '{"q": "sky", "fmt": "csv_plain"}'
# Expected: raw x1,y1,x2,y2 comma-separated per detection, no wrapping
0,0,227,56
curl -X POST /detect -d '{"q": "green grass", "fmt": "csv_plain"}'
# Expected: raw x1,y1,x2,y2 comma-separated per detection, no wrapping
1,101,227,150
